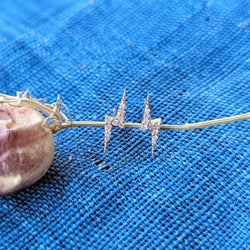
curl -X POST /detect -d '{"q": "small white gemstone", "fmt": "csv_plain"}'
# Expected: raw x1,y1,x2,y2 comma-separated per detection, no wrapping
105,116,112,123
105,131,111,138
120,103,125,109
105,124,112,130
141,125,148,131
144,114,150,120
119,123,125,128
145,108,150,114
118,106,123,112
112,119,119,126
153,123,160,129
151,129,158,135
117,115,123,122
152,135,158,145
117,111,124,117
144,119,150,124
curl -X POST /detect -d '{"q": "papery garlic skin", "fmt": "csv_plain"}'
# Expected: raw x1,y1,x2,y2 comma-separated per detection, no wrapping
0,103,55,196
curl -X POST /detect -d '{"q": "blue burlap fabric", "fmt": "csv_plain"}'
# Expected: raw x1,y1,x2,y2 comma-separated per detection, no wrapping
0,0,249,249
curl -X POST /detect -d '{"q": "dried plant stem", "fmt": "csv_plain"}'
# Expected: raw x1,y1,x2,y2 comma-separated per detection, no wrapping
51,112,250,133
1,91,249,134
0,90,70,129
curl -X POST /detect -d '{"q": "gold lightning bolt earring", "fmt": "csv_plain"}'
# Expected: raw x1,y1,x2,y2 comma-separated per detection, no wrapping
141,93,161,155
104,89,126,153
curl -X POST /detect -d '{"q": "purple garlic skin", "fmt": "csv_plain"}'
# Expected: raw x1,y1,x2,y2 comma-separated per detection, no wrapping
0,103,55,196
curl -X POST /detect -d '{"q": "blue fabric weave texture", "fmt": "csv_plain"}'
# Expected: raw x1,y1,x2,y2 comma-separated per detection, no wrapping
0,0,249,249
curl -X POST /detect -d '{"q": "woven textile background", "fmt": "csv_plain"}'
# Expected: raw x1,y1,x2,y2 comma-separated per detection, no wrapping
0,0,249,249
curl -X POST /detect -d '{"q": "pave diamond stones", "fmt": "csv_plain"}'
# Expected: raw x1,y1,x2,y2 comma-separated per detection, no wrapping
141,93,162,155
112,119,119,126
105,116,112,123
151,118,161,155
141,94,151,131
104,90,126,153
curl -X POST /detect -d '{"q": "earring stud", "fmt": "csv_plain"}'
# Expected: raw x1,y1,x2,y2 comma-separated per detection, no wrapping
141,93,161,155
104,89,126,153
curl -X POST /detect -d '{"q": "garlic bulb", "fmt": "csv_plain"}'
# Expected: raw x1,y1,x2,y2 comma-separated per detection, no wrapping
0,103,55,196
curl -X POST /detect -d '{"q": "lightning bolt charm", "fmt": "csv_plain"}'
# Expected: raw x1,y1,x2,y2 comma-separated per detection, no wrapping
141,93,161,155
104,89,126,153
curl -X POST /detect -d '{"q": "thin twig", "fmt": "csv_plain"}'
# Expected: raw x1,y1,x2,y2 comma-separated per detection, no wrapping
1,90,249,134
50,112,250,133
